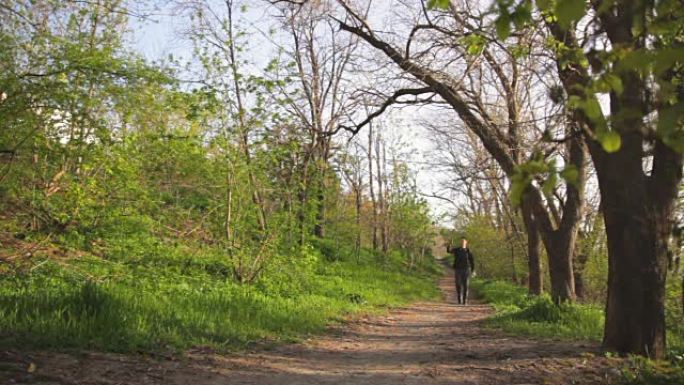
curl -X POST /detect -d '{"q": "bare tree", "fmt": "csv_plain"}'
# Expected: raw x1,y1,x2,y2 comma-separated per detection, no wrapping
334,0,586,302
271,0,361,241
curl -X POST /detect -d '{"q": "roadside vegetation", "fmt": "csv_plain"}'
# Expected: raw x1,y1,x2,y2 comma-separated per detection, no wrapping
469,275,683,385
0,237,439,352
0,0,440,354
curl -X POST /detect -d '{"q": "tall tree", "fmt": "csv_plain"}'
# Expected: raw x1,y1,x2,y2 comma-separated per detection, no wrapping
335,0,585,302
488,0,684,357
272,0,360,240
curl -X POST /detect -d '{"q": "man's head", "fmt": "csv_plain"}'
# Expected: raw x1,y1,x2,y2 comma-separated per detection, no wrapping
461,237,468,248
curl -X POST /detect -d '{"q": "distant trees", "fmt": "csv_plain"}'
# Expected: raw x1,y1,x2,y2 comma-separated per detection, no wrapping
328,0,682,358
335,0,587,304
1,0,435,291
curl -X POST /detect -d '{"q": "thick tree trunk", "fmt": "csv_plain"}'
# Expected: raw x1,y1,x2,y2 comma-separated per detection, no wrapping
521,203,543,295
590,137,682,359
528,135,585,303
545,233,577,303
522,184,578,303
601,193,669,358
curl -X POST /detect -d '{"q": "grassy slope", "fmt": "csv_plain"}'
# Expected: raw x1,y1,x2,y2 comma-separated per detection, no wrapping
0,237,441,353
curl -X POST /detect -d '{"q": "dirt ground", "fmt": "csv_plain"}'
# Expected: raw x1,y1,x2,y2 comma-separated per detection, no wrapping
1,273,625,385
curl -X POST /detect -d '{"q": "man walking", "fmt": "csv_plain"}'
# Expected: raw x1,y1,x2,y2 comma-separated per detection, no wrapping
447,236,475,305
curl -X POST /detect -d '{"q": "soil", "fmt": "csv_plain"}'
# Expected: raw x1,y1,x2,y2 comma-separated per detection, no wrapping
1,273,624,385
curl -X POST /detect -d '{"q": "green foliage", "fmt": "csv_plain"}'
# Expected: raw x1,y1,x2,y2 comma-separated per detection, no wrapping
0,0,443,357
427,0,451,10
620,355,684,385
488,0,684,154
472,279,604,341
461,34,487,56
553,0,586,30
0,241,440,352
460,216,526,281
509,152,564,207
473,277,684,383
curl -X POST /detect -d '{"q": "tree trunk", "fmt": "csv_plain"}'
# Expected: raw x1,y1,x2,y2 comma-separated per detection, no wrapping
510,246,518,283
313,181,325,238
354,185,361,260
375,132,387,255
601,194,668,358
368,122,378,251
521,202,543,295
524,134,586,303
590,136,681,359
544,230,577,304
381,140,389,254
573,252,589,301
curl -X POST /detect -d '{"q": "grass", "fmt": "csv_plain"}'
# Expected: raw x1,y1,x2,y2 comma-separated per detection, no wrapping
0,239,440,353
471,279,604,342
471,278,684,385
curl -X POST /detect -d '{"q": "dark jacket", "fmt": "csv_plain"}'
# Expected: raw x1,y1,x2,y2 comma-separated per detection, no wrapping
449,246,475,271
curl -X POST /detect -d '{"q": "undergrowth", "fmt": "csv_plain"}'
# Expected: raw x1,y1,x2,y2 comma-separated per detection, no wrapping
471,279,604,341
0,237,440,353
471,279,684,385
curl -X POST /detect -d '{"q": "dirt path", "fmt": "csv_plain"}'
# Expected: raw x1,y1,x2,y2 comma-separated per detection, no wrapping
3,273,622,385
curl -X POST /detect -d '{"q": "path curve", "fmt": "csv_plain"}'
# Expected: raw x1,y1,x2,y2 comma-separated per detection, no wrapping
3,272,620,385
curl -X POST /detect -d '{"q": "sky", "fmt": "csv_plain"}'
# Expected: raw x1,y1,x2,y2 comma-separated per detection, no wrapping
127,1,458,224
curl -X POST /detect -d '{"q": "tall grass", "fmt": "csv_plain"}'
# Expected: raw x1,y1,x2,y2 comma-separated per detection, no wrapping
0,242,440,353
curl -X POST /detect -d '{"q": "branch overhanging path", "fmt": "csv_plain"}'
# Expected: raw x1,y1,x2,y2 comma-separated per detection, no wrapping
3,270,620,385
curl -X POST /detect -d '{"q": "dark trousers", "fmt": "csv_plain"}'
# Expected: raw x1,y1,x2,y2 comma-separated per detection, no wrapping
454,268,471,304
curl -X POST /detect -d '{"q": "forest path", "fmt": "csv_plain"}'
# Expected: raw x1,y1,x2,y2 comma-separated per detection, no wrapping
3,272,620,385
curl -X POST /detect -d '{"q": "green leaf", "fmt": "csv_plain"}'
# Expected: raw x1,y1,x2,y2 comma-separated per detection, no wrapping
597,130,622,153
495,14,511,40
657,102,684,153
463,34,486,55
509,174,529,208
542,171,558,196
536,0,553,12
583,98,602,120
604,74,623,95
511,2,532,28
619,49,652,74
653,47,684,76
427,0,451,9
554,0,586,30
560,165,579,186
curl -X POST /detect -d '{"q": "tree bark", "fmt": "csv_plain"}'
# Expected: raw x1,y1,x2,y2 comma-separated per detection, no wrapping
368,120,378,251
591,137,681,358
545,232,577,303
313,179,326,238
573,251,588,301
521,201,543,295
375,131,387,255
